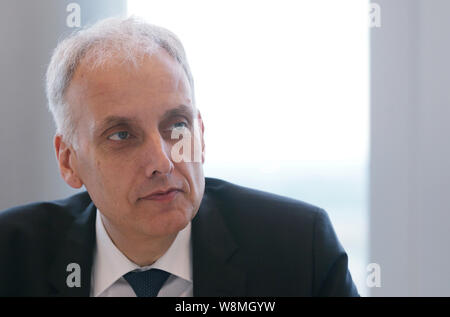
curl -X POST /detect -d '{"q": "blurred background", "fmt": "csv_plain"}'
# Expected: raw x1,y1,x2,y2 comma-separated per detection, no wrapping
1,0,449,296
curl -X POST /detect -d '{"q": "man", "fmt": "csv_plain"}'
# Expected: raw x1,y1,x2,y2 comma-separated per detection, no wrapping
0,17,358,297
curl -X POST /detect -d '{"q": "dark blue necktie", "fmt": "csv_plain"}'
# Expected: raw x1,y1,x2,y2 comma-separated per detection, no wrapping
123,268,170,297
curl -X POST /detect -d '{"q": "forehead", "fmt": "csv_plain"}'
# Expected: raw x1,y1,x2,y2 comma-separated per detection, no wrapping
65,48,193,124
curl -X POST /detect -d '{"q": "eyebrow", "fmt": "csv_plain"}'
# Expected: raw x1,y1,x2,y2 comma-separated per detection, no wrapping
95,104,195,136
95,116,139,137
159,104,195,123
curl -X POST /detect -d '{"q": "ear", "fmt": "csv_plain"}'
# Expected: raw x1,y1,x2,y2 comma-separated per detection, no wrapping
196,110,205,164
54,134,84,189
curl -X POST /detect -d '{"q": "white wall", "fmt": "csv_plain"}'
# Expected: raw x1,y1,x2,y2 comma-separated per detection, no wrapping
0,0,126,210
370,0,450,296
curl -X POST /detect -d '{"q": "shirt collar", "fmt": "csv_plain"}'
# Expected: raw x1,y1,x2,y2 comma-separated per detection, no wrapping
91,208,192,297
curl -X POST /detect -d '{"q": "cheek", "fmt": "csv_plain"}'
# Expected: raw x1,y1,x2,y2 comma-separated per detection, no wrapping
81,155,126,196
178,162,204,199
95,158,131,189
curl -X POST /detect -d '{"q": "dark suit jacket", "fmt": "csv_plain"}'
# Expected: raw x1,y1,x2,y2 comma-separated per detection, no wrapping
0,177,358,296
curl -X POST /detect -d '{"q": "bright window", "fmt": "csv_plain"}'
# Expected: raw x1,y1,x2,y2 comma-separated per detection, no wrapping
128,0,369,296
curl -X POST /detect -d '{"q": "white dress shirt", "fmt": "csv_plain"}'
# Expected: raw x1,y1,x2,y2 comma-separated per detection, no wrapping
90,209,193,297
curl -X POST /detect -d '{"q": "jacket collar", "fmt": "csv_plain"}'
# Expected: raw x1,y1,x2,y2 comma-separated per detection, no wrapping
47,180,247,297
192,188,247,296
48,197,97,296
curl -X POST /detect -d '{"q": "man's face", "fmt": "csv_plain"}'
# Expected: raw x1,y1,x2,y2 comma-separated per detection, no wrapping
63,48,205,239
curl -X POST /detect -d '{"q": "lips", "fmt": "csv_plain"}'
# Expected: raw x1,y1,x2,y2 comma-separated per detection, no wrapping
140,188,182,202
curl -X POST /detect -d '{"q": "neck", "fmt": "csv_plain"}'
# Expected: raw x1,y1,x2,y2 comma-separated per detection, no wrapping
100,214,177,267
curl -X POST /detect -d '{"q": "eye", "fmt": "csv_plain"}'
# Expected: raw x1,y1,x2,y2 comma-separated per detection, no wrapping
108,131,130,141
172,121,188,130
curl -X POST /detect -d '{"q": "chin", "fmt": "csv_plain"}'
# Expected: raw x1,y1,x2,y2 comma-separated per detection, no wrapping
139,207,192,237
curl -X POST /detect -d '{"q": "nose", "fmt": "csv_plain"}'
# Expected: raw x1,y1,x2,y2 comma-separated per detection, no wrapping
143,133,174,178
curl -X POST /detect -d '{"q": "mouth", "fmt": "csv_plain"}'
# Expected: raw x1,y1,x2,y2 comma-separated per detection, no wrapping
140,188,183,202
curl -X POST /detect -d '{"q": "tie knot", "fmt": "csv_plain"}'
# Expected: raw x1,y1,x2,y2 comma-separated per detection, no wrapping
123,268,170,297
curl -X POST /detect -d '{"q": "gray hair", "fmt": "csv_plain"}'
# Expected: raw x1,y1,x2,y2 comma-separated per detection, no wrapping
45,16,195,145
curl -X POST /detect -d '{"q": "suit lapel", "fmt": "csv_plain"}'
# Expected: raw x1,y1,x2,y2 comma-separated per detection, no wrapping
48,200,97,296
192,190,247,296
47,184,247,296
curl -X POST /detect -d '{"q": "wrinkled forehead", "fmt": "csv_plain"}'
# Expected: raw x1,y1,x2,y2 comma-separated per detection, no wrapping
69,48,193,108
79,47,189,91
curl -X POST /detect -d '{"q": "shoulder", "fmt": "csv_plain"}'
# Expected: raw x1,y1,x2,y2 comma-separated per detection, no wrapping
204,177,325,229
203,177,334,253
0,191,92,237
202,178,358,296
0,192,94,295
